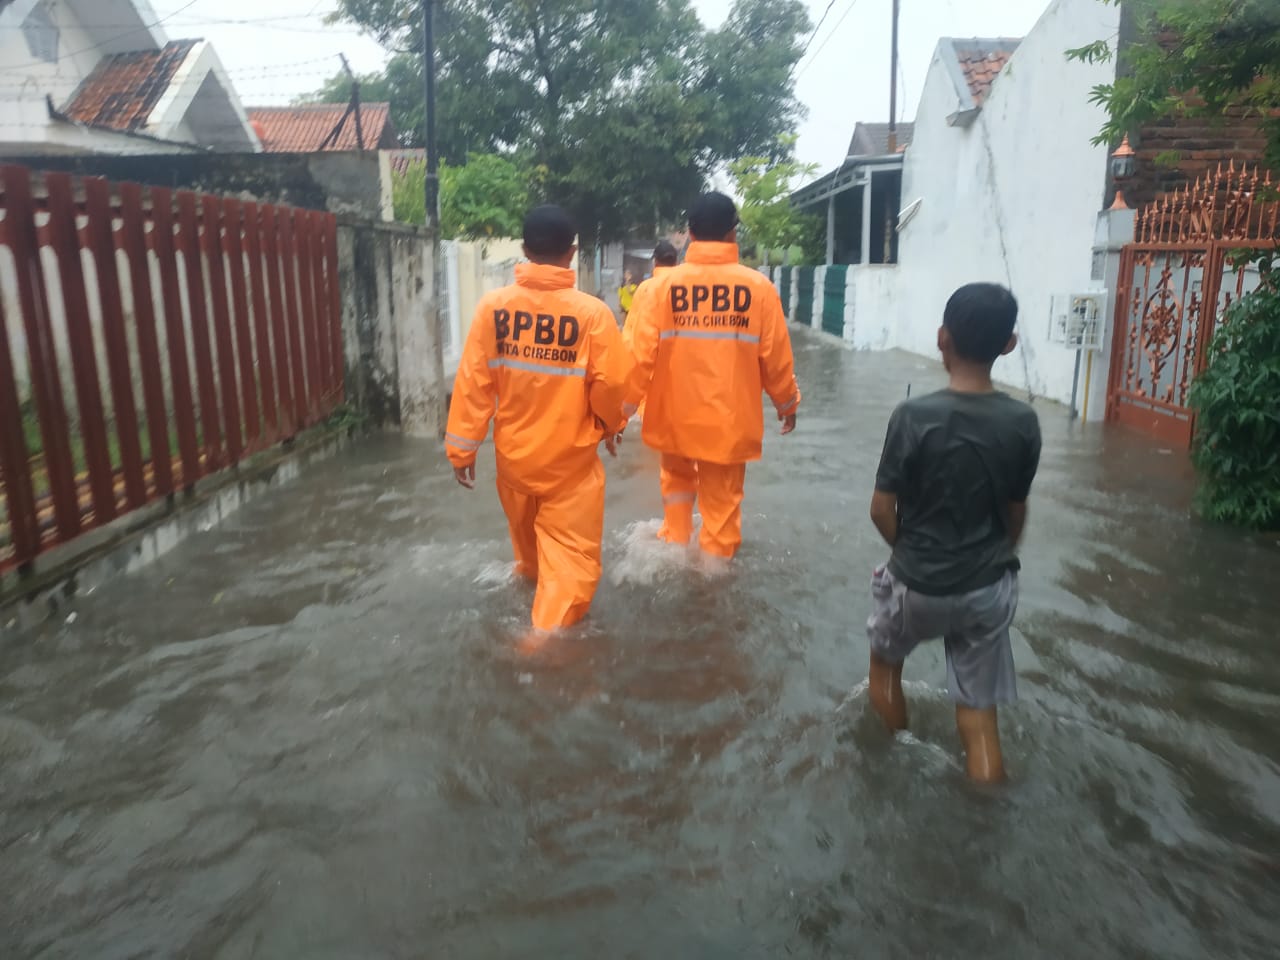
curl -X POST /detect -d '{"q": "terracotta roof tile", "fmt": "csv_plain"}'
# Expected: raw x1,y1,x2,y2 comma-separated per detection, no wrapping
248,103,392,153
63,40,198,132
952,43,1018,107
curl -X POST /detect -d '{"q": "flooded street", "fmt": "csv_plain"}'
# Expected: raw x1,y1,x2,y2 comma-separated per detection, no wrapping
2,332,1278,959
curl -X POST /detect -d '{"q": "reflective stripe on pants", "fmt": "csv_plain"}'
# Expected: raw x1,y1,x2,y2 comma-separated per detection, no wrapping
658,454,748,559
496,458,606,631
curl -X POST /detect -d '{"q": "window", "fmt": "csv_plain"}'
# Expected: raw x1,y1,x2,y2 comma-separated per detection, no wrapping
22,2,60,64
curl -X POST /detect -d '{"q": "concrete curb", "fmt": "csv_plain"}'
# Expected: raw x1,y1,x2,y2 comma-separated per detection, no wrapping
0,425,361,633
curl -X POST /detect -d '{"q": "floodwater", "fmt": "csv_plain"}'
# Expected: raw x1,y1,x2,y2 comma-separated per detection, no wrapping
2,334,1278,959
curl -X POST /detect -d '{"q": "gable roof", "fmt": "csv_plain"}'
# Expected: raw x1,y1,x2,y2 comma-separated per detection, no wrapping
938,37,1022,115
848,122,914,157
62,39,197,131
248,103,393,153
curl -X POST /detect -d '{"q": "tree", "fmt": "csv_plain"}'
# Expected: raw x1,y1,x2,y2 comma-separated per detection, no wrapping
1188,252,1280,529
391,153,531,239
729,136,820,265
316,0,811,242
1068,0,1280,169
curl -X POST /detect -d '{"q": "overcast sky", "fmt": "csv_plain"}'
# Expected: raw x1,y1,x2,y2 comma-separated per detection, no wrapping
152,0,1046,175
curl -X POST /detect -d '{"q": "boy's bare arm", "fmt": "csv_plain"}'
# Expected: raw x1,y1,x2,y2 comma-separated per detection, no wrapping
870,490,899,547
1008,501,1028,546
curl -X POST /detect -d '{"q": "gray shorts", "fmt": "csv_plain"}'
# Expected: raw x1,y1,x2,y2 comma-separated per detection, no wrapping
866,565,1019,709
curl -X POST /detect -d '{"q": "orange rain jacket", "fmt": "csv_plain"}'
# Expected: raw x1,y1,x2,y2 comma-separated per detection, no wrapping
627,241,801,464
445,263,632,494
622,265,673,351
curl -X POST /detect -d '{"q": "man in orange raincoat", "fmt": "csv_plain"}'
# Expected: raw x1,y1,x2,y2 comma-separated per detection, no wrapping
626,192,801,560
445,205,631,631
622,240,679,422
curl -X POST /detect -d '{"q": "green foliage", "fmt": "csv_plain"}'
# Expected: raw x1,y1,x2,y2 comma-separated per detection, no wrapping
318,0,811,241
1067,0,1280,168
391,162,426,226
729,135,820,262
326,403,371,433
392,153,531,239
1188,252,1280,530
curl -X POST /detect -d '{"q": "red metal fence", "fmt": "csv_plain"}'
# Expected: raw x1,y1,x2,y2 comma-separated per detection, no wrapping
1106,162,1279,448
0,165,344,573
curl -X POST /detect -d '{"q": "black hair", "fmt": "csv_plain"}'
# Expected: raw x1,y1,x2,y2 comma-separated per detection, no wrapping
653,240,679,266
687,192,738,241
943,283,1019,364
523,205,577,259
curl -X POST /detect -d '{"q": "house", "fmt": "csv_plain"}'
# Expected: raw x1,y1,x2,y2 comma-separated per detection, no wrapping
779,0,1122,405
248,103,398,153
0,0,259,155
792,120,915,266
886,3,1120,411
780,0,1280,436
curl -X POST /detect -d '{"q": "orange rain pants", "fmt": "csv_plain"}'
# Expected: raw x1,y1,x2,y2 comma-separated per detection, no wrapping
498,459,605,630
658,454,748,558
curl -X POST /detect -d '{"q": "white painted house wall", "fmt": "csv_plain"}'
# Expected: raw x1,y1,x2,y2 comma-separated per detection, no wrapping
890,0,1121,415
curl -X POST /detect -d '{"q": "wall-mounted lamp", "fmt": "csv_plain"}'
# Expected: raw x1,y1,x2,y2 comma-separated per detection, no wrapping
1110,135,1136,210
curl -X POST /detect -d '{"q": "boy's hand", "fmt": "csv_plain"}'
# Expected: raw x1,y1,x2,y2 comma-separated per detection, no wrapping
780,412,797,435
454,464,476,490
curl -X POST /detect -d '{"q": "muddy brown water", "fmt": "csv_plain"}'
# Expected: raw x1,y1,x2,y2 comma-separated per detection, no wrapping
2,335,1278,959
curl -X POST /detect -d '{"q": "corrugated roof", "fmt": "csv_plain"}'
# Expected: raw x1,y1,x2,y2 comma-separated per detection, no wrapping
848,122,914,157
63,39,197,132
248,103,392,152
949,39,1020,107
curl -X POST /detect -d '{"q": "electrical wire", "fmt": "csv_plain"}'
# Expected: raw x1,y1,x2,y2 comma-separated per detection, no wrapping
796,0,862,78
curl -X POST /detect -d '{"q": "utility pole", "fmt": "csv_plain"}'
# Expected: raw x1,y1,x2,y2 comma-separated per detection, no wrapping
884,0,901,264
422,0,446,436
887,0,900,153
422,0,439,229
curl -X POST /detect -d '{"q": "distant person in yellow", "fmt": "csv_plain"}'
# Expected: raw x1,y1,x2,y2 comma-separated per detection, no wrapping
622,241,680,423
617,271,638,326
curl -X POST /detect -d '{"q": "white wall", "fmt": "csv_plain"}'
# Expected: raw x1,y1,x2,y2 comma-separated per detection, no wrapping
890,0,1121,413
0,0,105,150
846,265,898,351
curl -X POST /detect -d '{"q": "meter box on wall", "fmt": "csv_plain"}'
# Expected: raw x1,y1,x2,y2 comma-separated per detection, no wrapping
1048,292,1107,351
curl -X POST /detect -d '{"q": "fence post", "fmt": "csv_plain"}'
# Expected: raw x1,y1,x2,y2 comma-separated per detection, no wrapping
84,177,146,510
222,198,261,453
243,202,279,444
45,172,117,524
176,191,223,471
150,187,202,488
3,167,80,544
118,182,174,497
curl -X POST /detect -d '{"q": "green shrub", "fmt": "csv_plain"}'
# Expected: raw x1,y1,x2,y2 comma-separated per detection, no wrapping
1188,254,1280,529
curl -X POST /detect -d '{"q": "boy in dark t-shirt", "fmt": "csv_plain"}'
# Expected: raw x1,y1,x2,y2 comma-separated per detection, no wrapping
867,283,1041,782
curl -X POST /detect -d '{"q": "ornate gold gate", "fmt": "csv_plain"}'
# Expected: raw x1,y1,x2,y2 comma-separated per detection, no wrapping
1106,163,1279,447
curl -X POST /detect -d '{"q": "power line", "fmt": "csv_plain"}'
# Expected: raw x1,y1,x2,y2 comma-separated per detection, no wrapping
798,0,842,64
797,0,863,78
